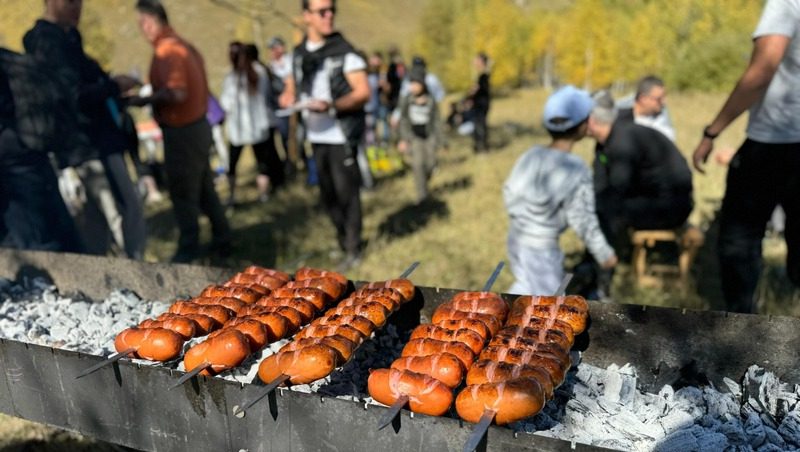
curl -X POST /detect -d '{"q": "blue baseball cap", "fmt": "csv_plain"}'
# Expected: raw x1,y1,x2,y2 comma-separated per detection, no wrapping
542,85,594,132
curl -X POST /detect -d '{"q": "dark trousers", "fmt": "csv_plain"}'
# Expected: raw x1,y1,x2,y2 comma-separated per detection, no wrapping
473,108,489,152
228,130,285,189
718,139,800,313
312,142,362,255
161,118,231,262
0,127,83,253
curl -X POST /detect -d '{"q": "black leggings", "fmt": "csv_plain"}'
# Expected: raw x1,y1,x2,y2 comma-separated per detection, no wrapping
228,129,285,188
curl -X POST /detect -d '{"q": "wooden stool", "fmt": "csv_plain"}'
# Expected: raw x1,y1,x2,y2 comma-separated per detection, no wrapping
631,226,705,287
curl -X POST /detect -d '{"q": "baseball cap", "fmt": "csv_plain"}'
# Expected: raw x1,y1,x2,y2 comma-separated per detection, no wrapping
542,85,593,132
409,64,426,84
268,36,285,49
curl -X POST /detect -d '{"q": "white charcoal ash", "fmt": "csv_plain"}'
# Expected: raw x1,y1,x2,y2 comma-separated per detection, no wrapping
526,363,800,452
0,277,170,356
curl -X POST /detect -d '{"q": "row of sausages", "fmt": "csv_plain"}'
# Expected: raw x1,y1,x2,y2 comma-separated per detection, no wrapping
366,292,589,426
367,291,511,416
455,295,589,424
257,280,416,385
113,266,348,374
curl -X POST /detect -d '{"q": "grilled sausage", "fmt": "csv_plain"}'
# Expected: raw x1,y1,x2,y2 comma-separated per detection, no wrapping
456,378,545,425
511,295,589,315
390,353,465,389
157,312,217,335
401,338,475,369
338,293,399,312
368,368,453,417
200,285,262,304
236,312,293,339
294,267,349,288
269,287,331,311
504,315,576,344
239,305,304,332
477,346,567,386
192,296,248,315
168,301,235,326
491,327,572,352
211,319,269,350
256,297,317,322
226,272,284,290
434,319,491,341
278,335,357,364
139,317,197,340
323,302,390,327
183,329,251,376
430,308,502,336
296,324,365,345
258,344,340,385
309,314,376,337
115,327,185,361
351,287,406,306
242,265,292,283
284,278,345,300
409,325,485,355
465,360,554,399
445,292,509,318
355,279,415,303
507,304,587,335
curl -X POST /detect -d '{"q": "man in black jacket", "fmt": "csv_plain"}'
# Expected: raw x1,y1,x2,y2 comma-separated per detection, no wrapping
588,91,693,257
280,0,370,271
24,0,145,258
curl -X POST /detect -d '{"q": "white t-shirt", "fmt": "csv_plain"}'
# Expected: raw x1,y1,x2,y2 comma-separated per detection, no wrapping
269,53,292,80
298,41,366,145
747,0,800,143
219,63,272,146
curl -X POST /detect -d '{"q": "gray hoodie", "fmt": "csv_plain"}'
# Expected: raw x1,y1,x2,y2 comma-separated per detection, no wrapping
504,145,614,264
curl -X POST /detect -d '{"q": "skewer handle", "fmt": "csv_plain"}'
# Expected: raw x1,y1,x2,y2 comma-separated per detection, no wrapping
75,348,134,380
482,262,505,292
376,395,409,431
169,362,211,390
399,262,421,279
233,374,290,417
463,409,495,452
554,273,573,296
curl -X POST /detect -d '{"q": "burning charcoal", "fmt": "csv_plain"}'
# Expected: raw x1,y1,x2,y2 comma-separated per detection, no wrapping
720,419,750,446
763,425,787,449
696,431,728,451
704,387,740,419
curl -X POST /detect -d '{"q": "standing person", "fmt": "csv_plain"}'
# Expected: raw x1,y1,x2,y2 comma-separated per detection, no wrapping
469,52,491,153
692,0,800,313
504,86,617,295
0,49,84,253
616,75,676,142
365,51,385,147
267,36,292,158
131,0,232,263
280,0,370,270
24,0,146,259
397,63,442,204
221,43,283,205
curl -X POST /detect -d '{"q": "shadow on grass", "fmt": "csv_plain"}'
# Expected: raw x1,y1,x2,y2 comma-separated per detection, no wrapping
377,198,449,239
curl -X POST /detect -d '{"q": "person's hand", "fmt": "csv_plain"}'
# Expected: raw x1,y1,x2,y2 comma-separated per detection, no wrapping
692,138,714,174
125,95,150,108
306,99,331,113
113,74,142,94
601,254,618,269
278,91,294,109
397,140,408,153
58,167,86,213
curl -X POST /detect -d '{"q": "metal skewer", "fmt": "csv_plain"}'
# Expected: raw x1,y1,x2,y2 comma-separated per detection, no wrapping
399,261,420,279
233,373,291,417
74,348,135,379
169,362,211,390
376,262,502,431
462,273,573,451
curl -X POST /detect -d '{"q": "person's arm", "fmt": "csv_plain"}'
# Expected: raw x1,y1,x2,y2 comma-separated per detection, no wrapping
333,69,369,112
279,75,296,109
692,35,790,173
564,172,618,269
128,49,188,108
397,96,412,148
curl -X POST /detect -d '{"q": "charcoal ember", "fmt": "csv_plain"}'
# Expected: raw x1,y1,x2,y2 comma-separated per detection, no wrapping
720,419,750,446
757,443,788,452
696,431,729,451
705,386,740,419
763,425,787,449
673,386,706,421
654,428,699,452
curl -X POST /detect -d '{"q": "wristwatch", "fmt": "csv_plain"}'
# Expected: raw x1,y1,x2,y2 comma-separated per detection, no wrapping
703,126,719,140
